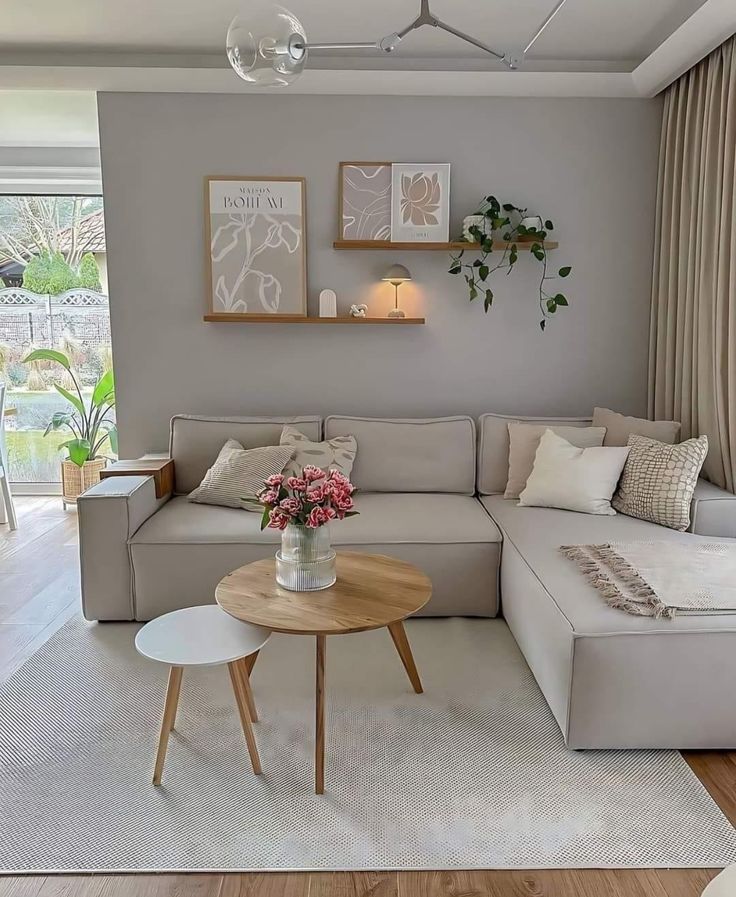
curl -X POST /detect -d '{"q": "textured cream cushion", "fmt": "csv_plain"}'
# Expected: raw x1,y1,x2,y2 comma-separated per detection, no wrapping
593,407,681,447
519,430,630,515
505,423,606,499
280,425,357,479
188,439,294,510
612,434,709,531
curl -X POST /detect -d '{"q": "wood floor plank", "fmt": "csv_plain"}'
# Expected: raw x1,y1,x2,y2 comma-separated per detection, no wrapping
0,878,46,897
220,873,310,897
684,752,736,825
311,872,398,897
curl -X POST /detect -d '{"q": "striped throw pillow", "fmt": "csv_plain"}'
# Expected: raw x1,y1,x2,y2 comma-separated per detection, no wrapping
188,439,294,511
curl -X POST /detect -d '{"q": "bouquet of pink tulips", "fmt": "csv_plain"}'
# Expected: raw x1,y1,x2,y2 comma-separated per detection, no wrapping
256,465,359,531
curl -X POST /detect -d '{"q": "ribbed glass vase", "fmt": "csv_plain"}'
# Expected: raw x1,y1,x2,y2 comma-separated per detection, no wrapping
276,524,336,591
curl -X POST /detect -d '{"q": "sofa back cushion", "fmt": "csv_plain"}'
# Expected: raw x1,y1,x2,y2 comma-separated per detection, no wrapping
324,415,476,494
478,412,592,495
170,415,321,494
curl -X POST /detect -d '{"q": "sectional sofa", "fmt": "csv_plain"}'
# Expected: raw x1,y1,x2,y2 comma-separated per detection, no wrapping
78,413,736,749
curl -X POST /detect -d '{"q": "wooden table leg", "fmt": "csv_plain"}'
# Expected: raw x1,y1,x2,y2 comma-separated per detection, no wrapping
387,620,423,694
153,665,183,786
244,650,259,675
228,661,262,775
315,635,326,795
236,657,259,722
169,661,183,732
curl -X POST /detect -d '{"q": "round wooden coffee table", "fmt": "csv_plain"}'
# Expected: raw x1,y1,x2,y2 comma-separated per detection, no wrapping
216,551,432,793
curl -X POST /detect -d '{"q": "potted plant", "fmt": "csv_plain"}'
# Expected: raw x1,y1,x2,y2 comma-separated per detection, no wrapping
450,195,572,331
23,348,117,507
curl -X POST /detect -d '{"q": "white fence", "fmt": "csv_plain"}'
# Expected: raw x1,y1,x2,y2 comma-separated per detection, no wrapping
0,288,110,347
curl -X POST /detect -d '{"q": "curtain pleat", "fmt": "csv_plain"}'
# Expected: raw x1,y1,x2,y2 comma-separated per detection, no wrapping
649,36,736,491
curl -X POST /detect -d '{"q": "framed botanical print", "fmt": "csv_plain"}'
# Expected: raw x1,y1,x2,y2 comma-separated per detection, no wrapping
338,162,392,241
205,176,307,316
390,163,451,242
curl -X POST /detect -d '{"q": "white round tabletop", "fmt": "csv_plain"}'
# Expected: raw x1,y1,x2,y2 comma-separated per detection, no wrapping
135,605,271,667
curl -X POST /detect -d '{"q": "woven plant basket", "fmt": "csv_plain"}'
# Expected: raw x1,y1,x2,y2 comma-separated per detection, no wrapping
61,457,107,506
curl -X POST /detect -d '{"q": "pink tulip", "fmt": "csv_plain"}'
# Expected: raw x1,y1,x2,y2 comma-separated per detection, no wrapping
302,465,324,483
264,473,284,488
267,508,290,530
279,497,302,515
286,476,308,492
260,489,279,505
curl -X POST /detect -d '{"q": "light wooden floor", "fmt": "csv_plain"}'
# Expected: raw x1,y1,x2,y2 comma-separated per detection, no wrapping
1,497,734,897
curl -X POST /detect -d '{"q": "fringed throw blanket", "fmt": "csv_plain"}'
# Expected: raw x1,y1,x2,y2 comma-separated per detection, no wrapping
560,541,736,619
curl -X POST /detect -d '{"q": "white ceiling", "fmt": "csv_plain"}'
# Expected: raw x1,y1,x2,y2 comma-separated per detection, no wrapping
0,0,710,62
0,0,733,101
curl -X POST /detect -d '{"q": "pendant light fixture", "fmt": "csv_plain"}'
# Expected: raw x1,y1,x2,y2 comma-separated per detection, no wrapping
226,0,569,87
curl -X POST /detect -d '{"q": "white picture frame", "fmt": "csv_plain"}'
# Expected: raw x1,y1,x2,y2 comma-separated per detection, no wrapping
390,163,451,243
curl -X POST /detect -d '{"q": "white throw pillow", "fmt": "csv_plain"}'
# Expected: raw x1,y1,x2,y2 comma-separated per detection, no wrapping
519,429,630,516
505,422,607,499
280,425,357,479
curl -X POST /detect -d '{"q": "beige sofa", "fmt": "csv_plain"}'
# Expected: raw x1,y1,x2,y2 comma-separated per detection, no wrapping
78,412,736,748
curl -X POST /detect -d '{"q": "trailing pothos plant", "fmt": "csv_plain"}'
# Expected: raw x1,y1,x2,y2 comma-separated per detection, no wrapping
448,195,572,331
23,348,117,466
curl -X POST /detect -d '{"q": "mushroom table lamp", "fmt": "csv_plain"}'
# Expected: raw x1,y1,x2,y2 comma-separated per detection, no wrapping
382,264,412,319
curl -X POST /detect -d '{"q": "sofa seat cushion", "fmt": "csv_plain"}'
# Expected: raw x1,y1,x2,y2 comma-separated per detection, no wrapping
481,495,736,749
481,495,736,636
129,494,502,620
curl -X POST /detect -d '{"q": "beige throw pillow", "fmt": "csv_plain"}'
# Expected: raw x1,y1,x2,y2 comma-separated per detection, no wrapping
280,425,357,479
612,434,708,531
188,439,294,510
593,407,681,447
519,430,630,515
505,422,606,499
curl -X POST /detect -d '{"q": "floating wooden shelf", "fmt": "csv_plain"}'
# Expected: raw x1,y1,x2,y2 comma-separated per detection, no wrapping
333,239,559,251
204,314,425,324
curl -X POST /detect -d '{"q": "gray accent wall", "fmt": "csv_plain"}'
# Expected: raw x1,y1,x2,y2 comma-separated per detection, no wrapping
97,93,662,457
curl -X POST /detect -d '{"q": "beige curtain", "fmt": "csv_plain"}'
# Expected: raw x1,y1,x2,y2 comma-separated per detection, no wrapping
649,35,736,491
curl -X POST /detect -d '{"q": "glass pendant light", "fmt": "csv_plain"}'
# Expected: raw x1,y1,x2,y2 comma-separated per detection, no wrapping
226,5,308,87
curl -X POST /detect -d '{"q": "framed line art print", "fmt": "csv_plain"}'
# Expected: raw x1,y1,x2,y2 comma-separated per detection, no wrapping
338,162,392,241
390,163,451,243
205,176,307,317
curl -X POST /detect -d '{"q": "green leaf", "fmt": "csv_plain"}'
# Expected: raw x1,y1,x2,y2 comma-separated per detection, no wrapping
107,426,119,455
54,383,85,419
546,298,557,313
484,289,494,312
260,505,271,531
63,438,91,467
502,203,515,212
545,219,554,230
531,243,541,253
23,348,71,370
533,249,545,261
448,265,461,275
469,285,478,301
479,265,489,281
555,294,569,306
472,258,482,267
540,319,546,331
44,411,75,435
559,266,572,277
91,369,115,408
481,238,493,253
509,250,518,265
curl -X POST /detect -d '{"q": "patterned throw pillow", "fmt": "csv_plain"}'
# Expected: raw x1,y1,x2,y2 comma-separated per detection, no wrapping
280,425,357,479
188,439,294,510
612,434,708,531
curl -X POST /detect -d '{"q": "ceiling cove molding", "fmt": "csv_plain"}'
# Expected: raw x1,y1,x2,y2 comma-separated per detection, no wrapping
632,0,736,96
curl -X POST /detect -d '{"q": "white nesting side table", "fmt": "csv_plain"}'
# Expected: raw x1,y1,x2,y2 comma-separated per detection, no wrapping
135,605,271,785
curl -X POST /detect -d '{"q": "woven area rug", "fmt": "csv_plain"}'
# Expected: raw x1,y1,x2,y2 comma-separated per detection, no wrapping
1,615,735,872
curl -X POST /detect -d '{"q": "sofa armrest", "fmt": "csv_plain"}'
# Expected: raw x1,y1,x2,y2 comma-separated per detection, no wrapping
689,479,736,538
77,475,170,621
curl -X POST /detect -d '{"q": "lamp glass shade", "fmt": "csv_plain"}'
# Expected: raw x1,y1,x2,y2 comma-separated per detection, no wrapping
382,264,412,284
227,5,307,86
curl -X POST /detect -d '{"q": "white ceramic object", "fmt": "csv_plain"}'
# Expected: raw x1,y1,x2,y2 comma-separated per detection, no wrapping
319,289,337,317
702,866,736,896
349,303,368,317
462,214,491,242
135,605,271,667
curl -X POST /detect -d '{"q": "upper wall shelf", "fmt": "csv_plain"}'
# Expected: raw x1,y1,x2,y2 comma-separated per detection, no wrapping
333,240,559,251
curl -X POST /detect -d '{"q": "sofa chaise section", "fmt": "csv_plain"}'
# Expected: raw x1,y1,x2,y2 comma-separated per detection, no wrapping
477,412,736,749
